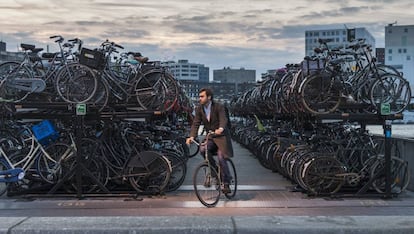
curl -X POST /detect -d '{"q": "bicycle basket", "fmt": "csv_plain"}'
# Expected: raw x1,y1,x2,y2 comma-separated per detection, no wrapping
79,48,105,70
31,120,60,146
301,58,325,76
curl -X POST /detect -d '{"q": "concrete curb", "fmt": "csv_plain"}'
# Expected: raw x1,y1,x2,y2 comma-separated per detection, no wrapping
3,216,414,233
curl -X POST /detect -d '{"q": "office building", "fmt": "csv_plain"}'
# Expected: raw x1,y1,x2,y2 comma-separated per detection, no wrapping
305,27,376,56
213,67,255,84
376,48,385,64
0,41,5,52
385,24,414,92
179,80,255,102
162,59,209,82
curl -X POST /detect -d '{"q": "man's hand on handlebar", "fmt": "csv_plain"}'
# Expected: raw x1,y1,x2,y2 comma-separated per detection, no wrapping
186,128,224,144
186,137,194,145
214,127,224,135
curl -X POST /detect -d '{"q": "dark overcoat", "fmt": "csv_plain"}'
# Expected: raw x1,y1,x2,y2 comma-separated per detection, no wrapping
190,101,234,158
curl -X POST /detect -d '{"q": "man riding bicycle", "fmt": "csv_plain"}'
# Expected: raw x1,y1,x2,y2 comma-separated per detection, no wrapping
186,88,234,194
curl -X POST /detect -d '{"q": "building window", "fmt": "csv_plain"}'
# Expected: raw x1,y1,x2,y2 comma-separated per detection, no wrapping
388,56,392,61
402,36,407,46
388,49,392,54
404,28,408,33
388,28,392,33
403,48,407,53
408,55,411,61
398,49,402,53
322,32,326,36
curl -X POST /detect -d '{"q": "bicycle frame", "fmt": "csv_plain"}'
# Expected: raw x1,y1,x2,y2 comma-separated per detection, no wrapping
191,131,217,172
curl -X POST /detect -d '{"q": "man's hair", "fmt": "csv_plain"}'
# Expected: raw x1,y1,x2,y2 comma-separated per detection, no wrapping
199,88,213,100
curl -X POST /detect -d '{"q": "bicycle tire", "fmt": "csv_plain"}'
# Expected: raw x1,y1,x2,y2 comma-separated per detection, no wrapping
187,138,200,158
88,76,109,112
55,63,98,103
302,156,345,195
300,73,341,115
370,156,410,194
35,142,72,184
224,158,237,199
193,163,221,207
163,150,187,192
135,70,178,111
128,151,171,194
370,73,411,114
0,61,34,102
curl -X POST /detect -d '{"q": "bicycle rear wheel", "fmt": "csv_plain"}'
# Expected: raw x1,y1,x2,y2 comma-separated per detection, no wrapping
128,151,171,194
224,158,237,199
193,163,221,207
0,61,33,102
300,73,341,114
302,156,345,195
55,63,97,103
135,70,178,111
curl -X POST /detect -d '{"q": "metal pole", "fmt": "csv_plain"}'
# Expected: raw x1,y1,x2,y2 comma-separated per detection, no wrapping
383,119,392,198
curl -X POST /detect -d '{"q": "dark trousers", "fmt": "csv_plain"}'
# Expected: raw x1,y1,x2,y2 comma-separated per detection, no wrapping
200,139,231,184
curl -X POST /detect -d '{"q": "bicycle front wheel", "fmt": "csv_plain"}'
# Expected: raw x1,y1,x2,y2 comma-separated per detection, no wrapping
370,73,411,114
193,163,221,207
224,158,237,199
36,142,72,184
370,156,410,194
187,138,200,158
0,160,11,196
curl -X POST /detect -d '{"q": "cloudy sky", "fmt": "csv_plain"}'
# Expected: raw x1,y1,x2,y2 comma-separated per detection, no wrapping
0,0,413,80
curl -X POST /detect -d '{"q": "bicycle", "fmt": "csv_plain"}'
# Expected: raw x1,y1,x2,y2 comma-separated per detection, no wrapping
191,131,237,207
0,36,98,104
0,123,68,196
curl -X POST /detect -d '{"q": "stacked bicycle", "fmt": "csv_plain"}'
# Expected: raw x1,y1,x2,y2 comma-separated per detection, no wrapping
229,38,411,117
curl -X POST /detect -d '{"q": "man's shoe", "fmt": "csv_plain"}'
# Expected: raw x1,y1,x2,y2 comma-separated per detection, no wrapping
222,183,231,194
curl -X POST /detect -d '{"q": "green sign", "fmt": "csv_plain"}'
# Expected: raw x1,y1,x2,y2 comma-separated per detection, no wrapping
380,103,391,115
76,103,86,115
